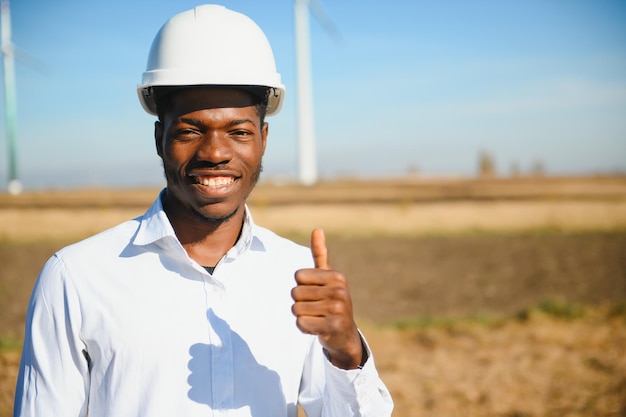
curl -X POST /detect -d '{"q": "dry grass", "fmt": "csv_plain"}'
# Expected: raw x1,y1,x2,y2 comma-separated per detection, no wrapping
0,352,18,417
365,307,626,417
1,176,624,208
251,200,626,237
1,176,625,243
1,200,625,243
0,207,144,243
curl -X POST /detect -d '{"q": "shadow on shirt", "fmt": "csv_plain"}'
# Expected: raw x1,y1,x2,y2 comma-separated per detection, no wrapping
187,309,297,416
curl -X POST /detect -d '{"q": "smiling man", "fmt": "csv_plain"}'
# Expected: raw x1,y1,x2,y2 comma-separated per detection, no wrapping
14,5,393,417
155,86,269,267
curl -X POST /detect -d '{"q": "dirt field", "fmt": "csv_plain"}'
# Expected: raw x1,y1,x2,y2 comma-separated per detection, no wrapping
1,176,625,416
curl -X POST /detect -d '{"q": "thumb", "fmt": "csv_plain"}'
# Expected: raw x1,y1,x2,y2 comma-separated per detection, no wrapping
310,228,330,270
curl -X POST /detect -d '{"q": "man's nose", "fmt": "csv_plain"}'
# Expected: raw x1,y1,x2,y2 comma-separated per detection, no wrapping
196,133,233,164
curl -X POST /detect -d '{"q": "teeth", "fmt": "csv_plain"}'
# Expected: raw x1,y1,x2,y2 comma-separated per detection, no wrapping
197,176,234,187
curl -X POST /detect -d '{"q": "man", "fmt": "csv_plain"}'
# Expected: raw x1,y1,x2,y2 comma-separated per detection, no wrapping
14,5,393,417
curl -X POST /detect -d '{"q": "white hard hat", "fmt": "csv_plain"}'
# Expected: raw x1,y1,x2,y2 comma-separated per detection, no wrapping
137,4,285,116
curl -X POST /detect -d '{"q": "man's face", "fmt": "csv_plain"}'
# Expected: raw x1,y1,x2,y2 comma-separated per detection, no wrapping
155,87,267,224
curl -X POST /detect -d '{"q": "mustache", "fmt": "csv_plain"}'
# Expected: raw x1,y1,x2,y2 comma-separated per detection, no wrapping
186,162,231,171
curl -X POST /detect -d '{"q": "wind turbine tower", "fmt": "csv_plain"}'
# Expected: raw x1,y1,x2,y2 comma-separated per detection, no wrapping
1,0,21,195
293,0,337,186
294,0,317,186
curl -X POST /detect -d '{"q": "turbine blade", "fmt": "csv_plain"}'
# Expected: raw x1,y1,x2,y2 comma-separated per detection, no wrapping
307,0,341,43
13,46,48,73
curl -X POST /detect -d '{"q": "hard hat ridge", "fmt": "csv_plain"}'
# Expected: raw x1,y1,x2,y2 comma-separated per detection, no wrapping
137,4,285,116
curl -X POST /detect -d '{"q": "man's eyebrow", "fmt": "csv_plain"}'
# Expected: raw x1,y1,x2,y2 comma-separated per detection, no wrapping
177,117,204,127
228,118,255,127
176,118,255,127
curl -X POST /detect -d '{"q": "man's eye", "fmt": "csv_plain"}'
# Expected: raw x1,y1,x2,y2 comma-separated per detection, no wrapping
231,130,252,137
174,129,200,138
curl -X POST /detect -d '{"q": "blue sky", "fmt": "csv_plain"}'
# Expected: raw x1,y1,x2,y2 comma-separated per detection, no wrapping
2,0,625,189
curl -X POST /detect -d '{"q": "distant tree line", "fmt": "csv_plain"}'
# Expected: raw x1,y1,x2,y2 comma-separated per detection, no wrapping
478,150,546,178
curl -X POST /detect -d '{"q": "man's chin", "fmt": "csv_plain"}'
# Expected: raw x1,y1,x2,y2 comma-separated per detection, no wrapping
192,205,240,226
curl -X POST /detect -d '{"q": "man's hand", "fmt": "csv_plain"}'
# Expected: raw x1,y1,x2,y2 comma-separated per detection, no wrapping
291,229,364,370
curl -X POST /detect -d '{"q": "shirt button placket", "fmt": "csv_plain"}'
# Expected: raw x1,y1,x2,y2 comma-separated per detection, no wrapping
209,285,234,414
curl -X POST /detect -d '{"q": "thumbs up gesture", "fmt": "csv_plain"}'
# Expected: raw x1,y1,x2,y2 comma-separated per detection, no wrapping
291,229,364,370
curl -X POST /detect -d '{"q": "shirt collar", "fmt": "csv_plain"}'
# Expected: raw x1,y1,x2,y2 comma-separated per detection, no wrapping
132,189,266,257
132,189,177,246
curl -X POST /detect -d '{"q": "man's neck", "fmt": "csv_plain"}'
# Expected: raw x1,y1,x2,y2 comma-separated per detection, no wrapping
164,201,246,267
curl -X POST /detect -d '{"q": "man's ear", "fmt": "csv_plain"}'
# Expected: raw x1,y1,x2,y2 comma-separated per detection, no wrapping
261,122,268,156
154,121,163,158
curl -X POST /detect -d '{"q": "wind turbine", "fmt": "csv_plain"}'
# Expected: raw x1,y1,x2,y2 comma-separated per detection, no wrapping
293,0,338,186
0,0,20,194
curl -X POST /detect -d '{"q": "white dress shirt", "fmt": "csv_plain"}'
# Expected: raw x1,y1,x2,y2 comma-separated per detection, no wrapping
14,191,393,417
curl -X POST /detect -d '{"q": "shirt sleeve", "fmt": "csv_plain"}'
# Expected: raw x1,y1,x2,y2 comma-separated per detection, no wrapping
14,255,90,417
298,331,394,417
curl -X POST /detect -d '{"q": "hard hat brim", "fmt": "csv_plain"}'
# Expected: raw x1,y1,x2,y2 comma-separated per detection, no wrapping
137,83,285,117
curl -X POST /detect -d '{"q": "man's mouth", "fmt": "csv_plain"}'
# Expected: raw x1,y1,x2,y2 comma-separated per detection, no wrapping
194,176,235,188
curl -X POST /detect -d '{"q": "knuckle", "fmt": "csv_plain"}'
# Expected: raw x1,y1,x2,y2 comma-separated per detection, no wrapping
328,300,345,315
330,286,350,301
330,271,348,286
